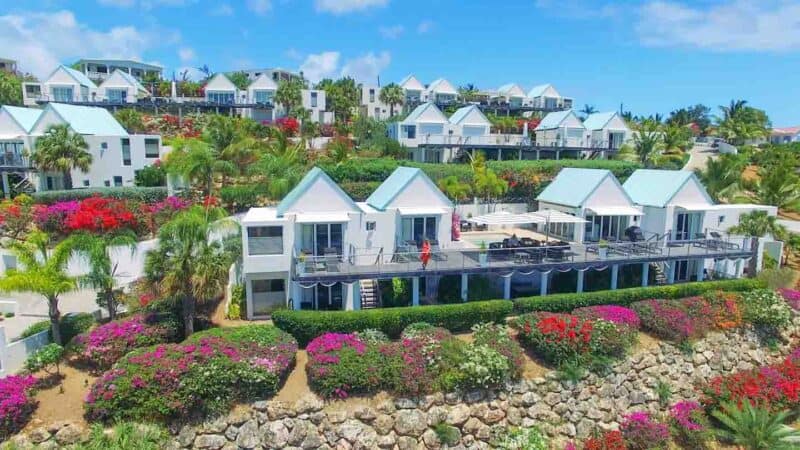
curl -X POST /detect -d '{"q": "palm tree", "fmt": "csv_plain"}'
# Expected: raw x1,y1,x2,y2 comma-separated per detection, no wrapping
67,231,137,321
750,165,800,212
696,154,744,202
379,83,405,117
729,211,787,240
163,138,233,197
248,129,306,199
437,176,471,203
579,104,597,119
0,232,76,344
114,109,146,134
458,83,479,102
719,99,748,121
632,119,662,165
662,123,692,153
712,402,800,450
145,205,237,336
32,124,92,190
276,78,304,114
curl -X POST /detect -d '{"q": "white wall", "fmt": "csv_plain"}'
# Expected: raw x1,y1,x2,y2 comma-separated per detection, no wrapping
0,328,49,377
583,177,636,210
45,68,88,102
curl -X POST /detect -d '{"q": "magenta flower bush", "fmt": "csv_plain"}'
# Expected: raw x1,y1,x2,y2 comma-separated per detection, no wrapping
73,314,178,370
0,375,38,440
631,299,697,343
621,411,670,450
572,305,641,329
84,325,296,423
778,288,800,311
668,400,711,448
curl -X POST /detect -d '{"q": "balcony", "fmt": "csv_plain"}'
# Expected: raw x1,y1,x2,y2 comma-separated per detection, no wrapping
293,236,753,282
0,154,31,169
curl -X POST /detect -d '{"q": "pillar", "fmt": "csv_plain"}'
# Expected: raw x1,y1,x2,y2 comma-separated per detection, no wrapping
346,281,361,311
497,149,502,161
540,271,548,296
695,259,705,282
503,276,511,300
735,258,745,277
667,262,676,284
576,270,584,293
518,149,522,160
412,277,420,306
556,150,560,160
291,281,302,310
641,263,649,287
536,149,540,160
2,172,9,199
461,274,469,302
610,265,619,290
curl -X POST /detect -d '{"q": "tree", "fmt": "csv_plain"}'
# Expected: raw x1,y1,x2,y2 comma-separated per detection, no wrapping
227,71,250,90
248,129,306,199
145,205,237,336
579,104,597,119
0,70,23,106
318,77,359,123
696,154,744,202
716,99,771,145
134,163,167,187
469,153,508,209
458,84,479,103
667,104,711,133
662,123,693,152
114,109,146,134
67,231,138,320
0,232,77,345
729,210,787,240
276,78,304,114
379,83,405,117
632,119,662,165
163,138,231,197
750,165,800,212
32,125,92,190
438,176,471,203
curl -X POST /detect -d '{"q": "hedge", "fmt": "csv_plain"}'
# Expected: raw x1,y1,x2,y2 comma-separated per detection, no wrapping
32,187,168,204
220,184,269,211
514,278,766,313
15,312,95,343
272,300,513,346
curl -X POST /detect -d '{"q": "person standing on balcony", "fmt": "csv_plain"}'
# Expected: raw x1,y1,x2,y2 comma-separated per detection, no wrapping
420,239,431,270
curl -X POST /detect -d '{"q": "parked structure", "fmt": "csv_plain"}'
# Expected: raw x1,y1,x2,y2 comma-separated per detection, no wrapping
0,103,163,193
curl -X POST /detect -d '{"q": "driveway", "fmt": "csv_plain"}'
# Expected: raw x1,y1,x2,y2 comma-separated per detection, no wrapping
683,143,718,172
0,289,100,341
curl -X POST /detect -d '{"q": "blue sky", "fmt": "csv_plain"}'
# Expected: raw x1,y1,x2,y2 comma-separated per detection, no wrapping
2,0,799,124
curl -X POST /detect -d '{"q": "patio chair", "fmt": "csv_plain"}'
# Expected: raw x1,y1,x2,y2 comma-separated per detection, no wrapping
323,250,340,273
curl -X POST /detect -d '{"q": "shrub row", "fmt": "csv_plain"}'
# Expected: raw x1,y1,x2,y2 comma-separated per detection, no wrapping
514,279,765,313
272,300,513,346
31,187,168,204
16,313,95,344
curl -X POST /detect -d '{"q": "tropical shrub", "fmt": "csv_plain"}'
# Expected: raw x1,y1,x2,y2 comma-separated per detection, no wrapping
778,288,800,311
306,333,388,398
0,194,35,240
712,401,800,450
17,313,98,343
631,300,697,343
702,290,744,329
740,289,793,329
76,422,168,450
354,328,389,344
473,322,525,377
668,400,712,449
513,312,593,364
84,325,296,422
572,305,641,329
620,411,670,450
589,319,638,359
31,187,168,204
580,430,628,450
493,426,549,449
72,314,179,370
24,343,64,376
0,375,38,440
701,354,800,413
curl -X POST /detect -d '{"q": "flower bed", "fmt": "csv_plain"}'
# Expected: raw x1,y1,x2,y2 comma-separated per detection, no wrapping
740,289,793,329
631,300,698,343
620,411,670,450
513,313,594,364
0,375,38,440
306,323,523,398
84,325,296,423
779,288,800,311
72,314,179,371
572,305,641,329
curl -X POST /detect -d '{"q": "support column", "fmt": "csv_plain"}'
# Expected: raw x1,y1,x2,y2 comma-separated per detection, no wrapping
641,263,649,287
540,271,548,296
503,276,511,300
291,281,302,310
667,262,676,284
576,270,584,293
695,259,705,282
348,281,361,311
2,172,9,199
610,265,619,290
460,274,468,302
497,149,502,161
518,149,522,160
735,258,745,277
536,149,540,160
556,150,560,160
412,277,420,306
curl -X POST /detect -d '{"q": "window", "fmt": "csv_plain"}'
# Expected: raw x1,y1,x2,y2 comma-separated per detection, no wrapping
113,176,123,187
121,138,131,166
254,90,274,104
52,86,74,102
401,217,437,244
104,180,111,187
0,141,24,166
366,221,376,231
100,142,108,150
83,180,90,187
310,92,318,108
252,279,285,293
144,138,159,158
107,89,127,102
207,91,235,104
402,125,416,139
247,226,283,255
369,89,375,103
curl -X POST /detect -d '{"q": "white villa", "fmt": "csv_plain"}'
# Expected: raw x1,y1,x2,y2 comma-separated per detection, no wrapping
582,111,631,150
771,126,800,144
533,109,586,147
360,85,391,120
97,70,151,104
42,65,96,103
238,164,776,317
0,103,163,192
424,78,459,105
494,84,528,108
399,75,426,104
527,84,573,110
73,59,163,83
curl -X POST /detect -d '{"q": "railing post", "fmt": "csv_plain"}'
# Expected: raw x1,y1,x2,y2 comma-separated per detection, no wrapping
412,277,420,306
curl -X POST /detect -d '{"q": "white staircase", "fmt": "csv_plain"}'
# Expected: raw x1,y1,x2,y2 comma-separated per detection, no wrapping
361,279,380,309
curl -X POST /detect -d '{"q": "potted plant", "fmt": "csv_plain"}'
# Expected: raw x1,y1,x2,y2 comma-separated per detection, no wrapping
296,252,307,275
598,239,609,259
479,241,488,266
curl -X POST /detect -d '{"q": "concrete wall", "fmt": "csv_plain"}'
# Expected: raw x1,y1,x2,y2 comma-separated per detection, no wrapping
0,327,50,377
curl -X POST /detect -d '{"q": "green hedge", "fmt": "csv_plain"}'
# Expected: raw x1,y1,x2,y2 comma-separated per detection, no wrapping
32,187,168,204
16,312,95,343
272,300,513,346
339,181,382,201
514,278,766,313
220,185,268,211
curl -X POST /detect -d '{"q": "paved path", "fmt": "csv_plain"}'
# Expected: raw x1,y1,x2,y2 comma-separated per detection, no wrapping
779,219,800,234
683,142,719,172
0,289,100,341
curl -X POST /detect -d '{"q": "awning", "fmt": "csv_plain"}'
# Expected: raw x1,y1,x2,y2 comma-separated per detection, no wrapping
294,212,351,223
397,207,448,215
467,211,545,225
529,209,587,223
674,203,713,211
586,206,643,216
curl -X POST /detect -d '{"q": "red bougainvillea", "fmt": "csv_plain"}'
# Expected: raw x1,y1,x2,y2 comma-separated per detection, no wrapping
701,353,800,412
275,117,299,136
63,196,137,232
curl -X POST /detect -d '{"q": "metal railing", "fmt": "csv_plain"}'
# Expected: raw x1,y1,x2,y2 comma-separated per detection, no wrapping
0,154,29,168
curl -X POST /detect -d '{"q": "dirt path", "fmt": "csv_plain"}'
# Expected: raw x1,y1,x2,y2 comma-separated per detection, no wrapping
275,350,313,402
25,363,95,430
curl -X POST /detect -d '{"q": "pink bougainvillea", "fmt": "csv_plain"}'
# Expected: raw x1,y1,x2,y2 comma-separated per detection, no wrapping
572,305,641,329
0,375,38,439
72,314,177,370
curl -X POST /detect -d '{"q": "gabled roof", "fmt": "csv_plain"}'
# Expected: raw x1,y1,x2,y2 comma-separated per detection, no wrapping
366,167,452,211
449,105,491,126
248,73,278,90
401,102,448,125
2,106,43,133
622,169,714,208
276,167,358,216
204,73,237,92
36,103,128,136
537,168,631,208
100,69,148,93
527,83,555,98
497,83,526,98
399,75,425,91
582,112,618,130
426,78,458,95
535,110,583,130
772,126,800,135
49,65,96,88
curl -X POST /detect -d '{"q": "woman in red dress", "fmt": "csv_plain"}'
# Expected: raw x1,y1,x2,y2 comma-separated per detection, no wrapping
420,239,431,270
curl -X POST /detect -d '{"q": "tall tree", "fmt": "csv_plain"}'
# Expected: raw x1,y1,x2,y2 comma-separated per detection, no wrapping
114,109,146,134
438,176,471,203
318,77,359,123
379,83,405,117
469,153,508,209
579,104,597,119
145,205,237,336
662,123,693,152
227,71,250,91
0,232,76,345
67,231,138,320
248,129,306,199
458,84,479,102
716,99,771,145
695,154,745,202
276,78,304,115
32,124,92,190
729,210,787,240
0,70,23,106
750,165,800,212
632,119,662,165
163,138,233,197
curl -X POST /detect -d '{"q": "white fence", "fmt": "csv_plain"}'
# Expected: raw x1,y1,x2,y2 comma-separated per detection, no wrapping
0,327,50,377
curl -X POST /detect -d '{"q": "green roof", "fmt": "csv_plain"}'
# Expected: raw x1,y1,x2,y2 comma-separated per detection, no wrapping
366,167,421,210
536,168,615,207
45,103,128,136
622,169,712,207
2,106,43,132
276,167,357,216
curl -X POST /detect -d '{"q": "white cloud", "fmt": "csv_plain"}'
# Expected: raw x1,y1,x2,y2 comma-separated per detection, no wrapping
285,48,303,61
299,51,341,83
533,0,621,19
210,3,234,16
178,47,196,63
0,10,155,78
315,0,388,15
417,20,434,34
379,24,404,39
247,0,272,15
636,1,800,51
340,51,391,83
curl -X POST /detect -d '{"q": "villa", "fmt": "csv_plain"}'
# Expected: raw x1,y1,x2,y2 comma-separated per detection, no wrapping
534,110,587,148
771,126,800,144
238,165,775,318
494,84,528,108
360,85,392,120
582,111,631,150
424,78,459,106
73,59,163,83
527,84,573,110
399,75,426,105
0,103,163,192
97,70,151,104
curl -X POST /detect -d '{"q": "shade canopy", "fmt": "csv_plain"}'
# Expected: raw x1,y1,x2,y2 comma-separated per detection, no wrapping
294,212,351,223
674,203,714,211
586,206,643,216
467,211,545,225
397,207,448,215
528,209,588,224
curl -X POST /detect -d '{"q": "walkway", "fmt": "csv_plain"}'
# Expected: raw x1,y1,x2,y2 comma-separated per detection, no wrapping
683,142,718,172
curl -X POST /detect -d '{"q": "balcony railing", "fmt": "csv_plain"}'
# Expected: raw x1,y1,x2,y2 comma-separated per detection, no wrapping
293,236,753,281
0,154,30,168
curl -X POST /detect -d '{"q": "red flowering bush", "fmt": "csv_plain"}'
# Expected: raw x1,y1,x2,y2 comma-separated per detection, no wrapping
631,300,698,343
514,312,593,364
84,325,296,422
0,194,35,240
581,430,628,450
0,375,38,440
64,196,137,232
275,117,299,136
72,314,179,371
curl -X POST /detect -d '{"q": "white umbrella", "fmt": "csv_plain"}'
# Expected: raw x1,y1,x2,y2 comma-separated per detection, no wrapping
528,209,587,241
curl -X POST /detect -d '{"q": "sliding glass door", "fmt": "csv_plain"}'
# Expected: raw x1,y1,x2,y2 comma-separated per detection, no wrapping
400,216,437,245
675,212,702,241
300,223,344,256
